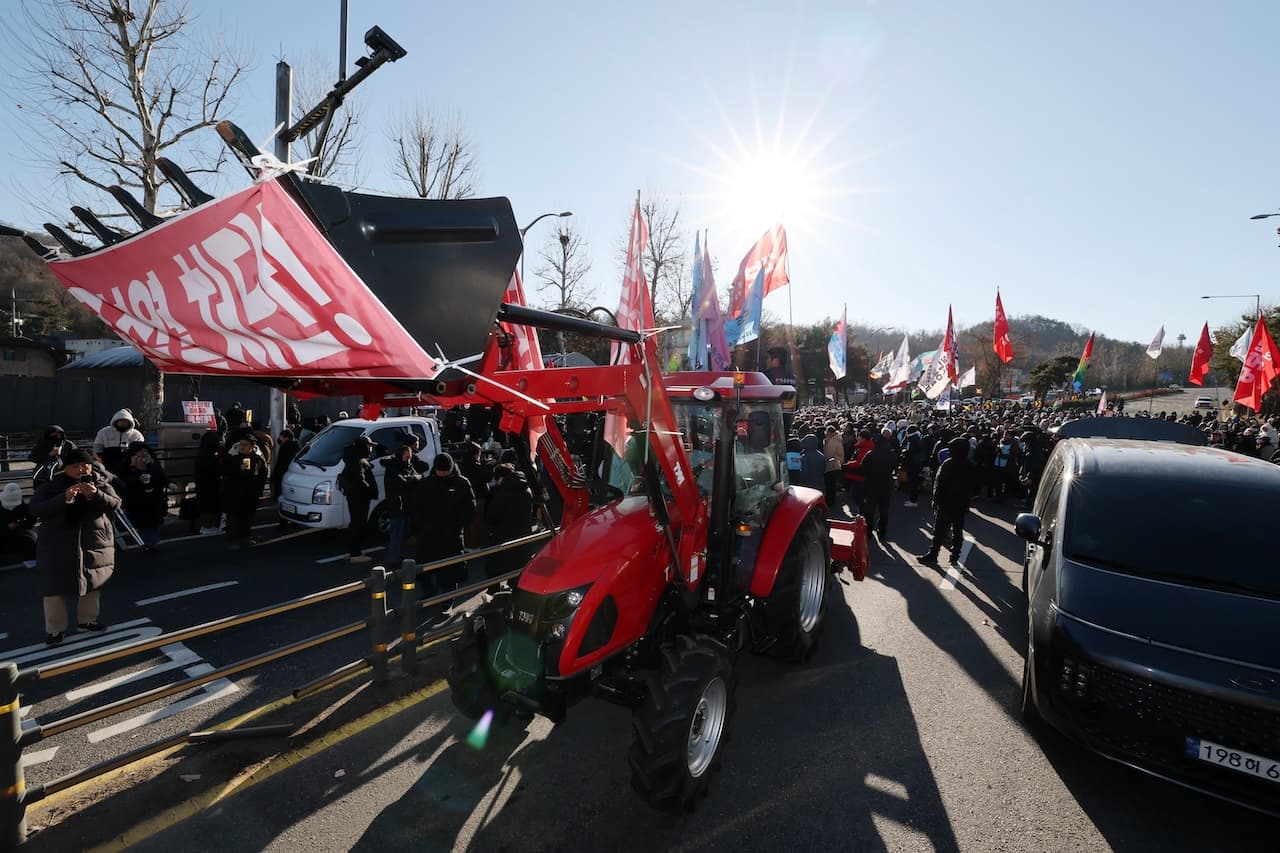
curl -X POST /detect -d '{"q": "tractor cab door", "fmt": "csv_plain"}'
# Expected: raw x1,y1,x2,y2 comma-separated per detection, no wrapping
733,403,787,522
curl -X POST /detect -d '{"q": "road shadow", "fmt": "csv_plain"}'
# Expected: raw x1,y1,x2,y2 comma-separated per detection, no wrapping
435,584,964,852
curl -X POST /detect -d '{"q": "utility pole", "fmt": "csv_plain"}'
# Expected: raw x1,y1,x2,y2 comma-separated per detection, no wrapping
270,60,291,436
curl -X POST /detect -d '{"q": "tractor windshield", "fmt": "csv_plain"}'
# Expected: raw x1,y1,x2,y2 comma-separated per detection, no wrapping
669,401,722,497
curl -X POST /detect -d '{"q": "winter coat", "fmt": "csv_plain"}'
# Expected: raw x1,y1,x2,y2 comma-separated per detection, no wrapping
843,438,875,483
31,470,121,597
413,471,476,560
195,432,224,515
0,501,37,552
901,431,928,472
122,460,171,528
822,433,844,473
221,446,269,514
29,427,78,488
932,439,978,514
797,434,826,491
485,470,535,574
92,409,145,470
861,437,900,496
271,437,300,496
338,445,379,502
380,455,421,518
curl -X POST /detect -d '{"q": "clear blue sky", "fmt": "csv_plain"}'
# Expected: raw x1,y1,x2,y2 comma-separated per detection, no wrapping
2,0,1277,346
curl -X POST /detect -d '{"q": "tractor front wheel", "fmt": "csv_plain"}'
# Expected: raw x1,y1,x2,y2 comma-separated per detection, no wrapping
762,515,830,662
446,592,511,720
628,634,736,812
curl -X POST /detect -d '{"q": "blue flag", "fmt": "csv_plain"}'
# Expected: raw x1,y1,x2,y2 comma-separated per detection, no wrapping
724,267,764,346
687,233,705,367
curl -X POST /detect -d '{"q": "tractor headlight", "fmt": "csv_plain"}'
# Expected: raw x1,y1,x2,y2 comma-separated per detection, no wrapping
545,585,591,621
312,481,333,505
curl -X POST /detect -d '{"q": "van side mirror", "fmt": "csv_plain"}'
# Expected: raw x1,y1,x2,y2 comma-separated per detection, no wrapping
1014,513,1042,543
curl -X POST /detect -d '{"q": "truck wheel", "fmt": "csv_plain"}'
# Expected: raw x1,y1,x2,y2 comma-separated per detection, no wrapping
762,515,829,662
628,635,735,812
446,593,511,720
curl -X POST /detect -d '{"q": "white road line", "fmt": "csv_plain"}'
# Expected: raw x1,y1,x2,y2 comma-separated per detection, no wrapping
86,665,238,743
0,619,157,668
22,746,59,767
163,522,276,546
940,536,976,590
135,581,239,607
316,545,385,565
64,644,200,702
0,632,7,641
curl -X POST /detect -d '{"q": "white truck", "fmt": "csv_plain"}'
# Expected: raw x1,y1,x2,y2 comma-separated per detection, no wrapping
278,415,441,532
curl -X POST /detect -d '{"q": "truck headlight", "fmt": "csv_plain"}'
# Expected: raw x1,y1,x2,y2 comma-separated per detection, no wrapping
313,481,332,505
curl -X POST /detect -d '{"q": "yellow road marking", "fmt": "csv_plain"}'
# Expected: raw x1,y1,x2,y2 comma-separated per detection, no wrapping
90,678,449,852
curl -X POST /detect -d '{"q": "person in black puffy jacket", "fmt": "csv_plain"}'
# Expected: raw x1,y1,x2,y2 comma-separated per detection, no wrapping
412,452,475,598
919,437,977,566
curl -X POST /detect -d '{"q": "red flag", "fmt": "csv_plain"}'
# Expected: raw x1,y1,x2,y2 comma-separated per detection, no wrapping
993,291,1014,364
357,402,383,420
605,197,654,455
499,270,547,458
727,224,789,318
1188,322,1213,387
45,180,439,380
1233,314,1280,412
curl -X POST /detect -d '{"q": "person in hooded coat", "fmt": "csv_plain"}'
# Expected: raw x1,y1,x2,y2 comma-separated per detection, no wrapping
195,429,225,534
483,462,534,590
92,409,145,475
413,452,475,597
797,433,827,493
0,482,37,566
31,449,120,645
120,443,170,551
919,437,978,566
29,425,77,488
339,435,379,564
221,432,268,550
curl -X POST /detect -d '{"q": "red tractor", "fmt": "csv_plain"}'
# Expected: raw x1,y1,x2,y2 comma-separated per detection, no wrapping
16,31,870,800
438,311,869,810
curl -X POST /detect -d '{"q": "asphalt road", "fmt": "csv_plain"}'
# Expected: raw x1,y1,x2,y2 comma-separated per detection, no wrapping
1119,385,1233,419
12,490,1276,852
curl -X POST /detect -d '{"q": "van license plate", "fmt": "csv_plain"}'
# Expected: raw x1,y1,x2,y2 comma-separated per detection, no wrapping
1186,738,1280,783
282,502,297,515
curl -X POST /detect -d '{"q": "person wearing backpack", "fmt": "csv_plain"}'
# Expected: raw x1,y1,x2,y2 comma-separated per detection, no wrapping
339,436,379,564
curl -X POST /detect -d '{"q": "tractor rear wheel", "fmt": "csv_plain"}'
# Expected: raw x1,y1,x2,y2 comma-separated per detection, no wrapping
762,514,829,662
628,634,736,812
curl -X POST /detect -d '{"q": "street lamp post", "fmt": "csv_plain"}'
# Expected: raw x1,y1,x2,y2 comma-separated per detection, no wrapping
518,210,572,286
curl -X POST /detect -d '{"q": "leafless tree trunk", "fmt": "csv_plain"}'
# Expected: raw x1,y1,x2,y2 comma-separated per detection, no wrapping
10,0,249,220
289,51,364,183
535,223,594,310
387,103,476,199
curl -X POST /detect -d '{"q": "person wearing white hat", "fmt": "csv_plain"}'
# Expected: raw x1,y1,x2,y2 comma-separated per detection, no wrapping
0,483,37,568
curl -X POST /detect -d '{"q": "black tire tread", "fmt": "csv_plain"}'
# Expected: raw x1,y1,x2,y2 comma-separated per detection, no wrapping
762,514,830,662
627,634,736,812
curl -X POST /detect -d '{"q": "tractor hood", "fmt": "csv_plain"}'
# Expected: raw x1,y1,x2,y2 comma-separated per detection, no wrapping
519,497,667,595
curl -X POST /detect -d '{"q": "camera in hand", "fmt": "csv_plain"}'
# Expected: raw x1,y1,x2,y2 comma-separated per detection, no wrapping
79,474,93,484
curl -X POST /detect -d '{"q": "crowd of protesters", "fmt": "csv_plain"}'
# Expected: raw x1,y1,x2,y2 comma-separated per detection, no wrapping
787,393,1280,565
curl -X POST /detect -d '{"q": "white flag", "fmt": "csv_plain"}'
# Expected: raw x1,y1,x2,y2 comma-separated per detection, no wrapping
882,335,912,392
956,365,976,388
1146,326,1165,360
1230,325,1254,362
1097,391,1108,415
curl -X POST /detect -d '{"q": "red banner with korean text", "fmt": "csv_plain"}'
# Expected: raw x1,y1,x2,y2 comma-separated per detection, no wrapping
46,180,439,380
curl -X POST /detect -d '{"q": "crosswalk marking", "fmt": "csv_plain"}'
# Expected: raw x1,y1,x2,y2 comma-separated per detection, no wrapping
940,536,976,590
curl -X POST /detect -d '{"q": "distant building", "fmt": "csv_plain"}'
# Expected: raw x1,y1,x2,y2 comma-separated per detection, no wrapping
0,337,59,378
63,337,129,363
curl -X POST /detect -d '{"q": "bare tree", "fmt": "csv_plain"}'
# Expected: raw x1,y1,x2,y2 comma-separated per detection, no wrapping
9,0,250,218
617,195,688,318
387,103,476,199
288,51,364,182
535,222,594,310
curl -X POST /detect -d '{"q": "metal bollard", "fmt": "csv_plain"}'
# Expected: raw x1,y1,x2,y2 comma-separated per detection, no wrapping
397,558,419,676
369,567,390,683
0,663,27,848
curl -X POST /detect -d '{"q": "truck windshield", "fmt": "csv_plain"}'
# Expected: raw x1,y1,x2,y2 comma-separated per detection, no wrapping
1064,475,1280,599
669,401,721,497
295,425,363,468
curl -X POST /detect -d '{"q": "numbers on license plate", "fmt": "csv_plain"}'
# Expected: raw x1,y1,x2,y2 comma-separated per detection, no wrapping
1186,737,1280,783
282,502,297,514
